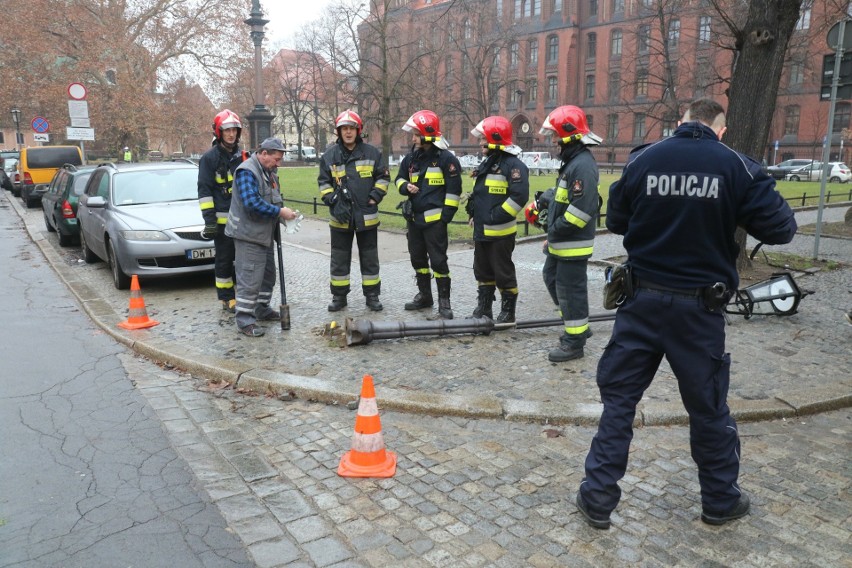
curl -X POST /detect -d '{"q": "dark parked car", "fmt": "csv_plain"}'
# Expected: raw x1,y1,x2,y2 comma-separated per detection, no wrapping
766,159,816,180
77,161,212,289
41,164,98,246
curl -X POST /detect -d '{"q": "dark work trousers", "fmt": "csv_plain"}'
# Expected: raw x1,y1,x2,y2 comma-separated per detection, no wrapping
542,256,590,347
407,221,449,276
473,238,517,291
234,239,277,330
329,228,381,297
213,231,236,302
580,288,741,515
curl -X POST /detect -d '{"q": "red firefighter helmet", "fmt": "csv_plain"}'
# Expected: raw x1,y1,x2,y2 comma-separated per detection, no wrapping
539,105,601,145
213,109,242,141
403,110,449,149
524,200,540,226
470,116,513,150
335,109,363,135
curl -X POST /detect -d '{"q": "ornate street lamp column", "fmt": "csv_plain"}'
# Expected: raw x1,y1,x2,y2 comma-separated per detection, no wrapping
245,0,274,148
10,107,22,150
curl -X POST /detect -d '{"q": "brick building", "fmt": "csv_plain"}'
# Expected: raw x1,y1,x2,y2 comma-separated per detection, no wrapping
363,0,849,166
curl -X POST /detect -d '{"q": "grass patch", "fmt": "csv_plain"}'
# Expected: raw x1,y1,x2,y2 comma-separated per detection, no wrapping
276,166,851,242
761,251,843,272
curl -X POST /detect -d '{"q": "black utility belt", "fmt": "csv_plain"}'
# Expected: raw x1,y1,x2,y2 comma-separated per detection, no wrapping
634,278,703,297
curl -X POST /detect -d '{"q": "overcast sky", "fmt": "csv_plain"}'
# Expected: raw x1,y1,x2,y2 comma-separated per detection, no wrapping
262,1,336,48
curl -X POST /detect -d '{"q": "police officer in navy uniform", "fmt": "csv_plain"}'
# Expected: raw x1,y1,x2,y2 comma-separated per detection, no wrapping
575,99,797,529
467,116,529,323
318,110,391,312
396,110,462,319
198,109,243,313
537,105,602,362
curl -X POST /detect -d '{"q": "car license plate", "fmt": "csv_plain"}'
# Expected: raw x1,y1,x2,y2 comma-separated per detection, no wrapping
186,248,215,260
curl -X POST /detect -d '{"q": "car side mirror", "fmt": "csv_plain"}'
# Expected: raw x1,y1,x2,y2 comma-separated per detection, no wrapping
85,195,106,208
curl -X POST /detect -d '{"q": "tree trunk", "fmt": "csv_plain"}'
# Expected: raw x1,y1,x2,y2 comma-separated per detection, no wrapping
724,0,803,271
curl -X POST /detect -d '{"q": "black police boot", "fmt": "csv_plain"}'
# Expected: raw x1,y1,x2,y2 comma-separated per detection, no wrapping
495,292,518,324
471,285,495,319
328,295,348,312
404,273,433,310
436,277,453,319
365,294,383,312
548,332,585,362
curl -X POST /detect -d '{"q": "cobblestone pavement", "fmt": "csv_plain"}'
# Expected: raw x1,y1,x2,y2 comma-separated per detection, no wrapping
11,189,850,425
126,353,851,567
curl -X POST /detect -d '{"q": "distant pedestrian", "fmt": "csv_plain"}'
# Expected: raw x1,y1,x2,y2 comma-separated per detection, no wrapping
122,147,132,162
197,109,243,314
575,98,797,529
396,110,462,319
467,116,529,322
318,110,391,312
225,138,298,337
537,105,602,362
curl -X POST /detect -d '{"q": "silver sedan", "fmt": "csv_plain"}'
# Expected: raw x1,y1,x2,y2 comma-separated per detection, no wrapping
77,162,215,289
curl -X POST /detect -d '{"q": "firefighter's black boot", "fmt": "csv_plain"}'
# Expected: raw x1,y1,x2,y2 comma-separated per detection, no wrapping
436,277,453,319
404,273,433,310
328,295,348,312
365,294,383,312
471,285,495,319
495,291,518,324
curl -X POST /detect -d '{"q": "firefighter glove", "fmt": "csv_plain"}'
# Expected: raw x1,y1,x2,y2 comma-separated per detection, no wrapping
201,223,218,240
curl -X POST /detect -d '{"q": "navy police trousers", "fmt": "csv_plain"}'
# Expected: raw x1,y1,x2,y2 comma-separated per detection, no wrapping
580,287,742,515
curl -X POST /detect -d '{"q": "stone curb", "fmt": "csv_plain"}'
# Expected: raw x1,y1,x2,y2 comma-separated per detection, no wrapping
12,193,852,426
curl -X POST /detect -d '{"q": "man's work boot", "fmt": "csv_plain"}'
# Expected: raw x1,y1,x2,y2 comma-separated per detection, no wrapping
436,277,453,319
471,285,495,319
548,332,585,362
701,493,751,526
365,294,383,312
405,273,433,310
495,291,518,323
328,295,348,312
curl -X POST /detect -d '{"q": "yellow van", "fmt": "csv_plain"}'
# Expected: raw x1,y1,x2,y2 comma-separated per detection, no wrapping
19,145,83,208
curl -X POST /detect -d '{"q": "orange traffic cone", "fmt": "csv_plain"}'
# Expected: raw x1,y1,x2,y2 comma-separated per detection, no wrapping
338,374,397,478
117,275,160,330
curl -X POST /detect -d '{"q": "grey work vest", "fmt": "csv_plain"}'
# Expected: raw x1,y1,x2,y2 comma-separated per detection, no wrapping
225,154,282,245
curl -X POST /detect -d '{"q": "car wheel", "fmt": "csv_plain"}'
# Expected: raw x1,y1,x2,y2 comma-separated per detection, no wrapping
107,239,131,290
790,175,801,181
829,176,841,183
44,210,56,232
79,223,99,264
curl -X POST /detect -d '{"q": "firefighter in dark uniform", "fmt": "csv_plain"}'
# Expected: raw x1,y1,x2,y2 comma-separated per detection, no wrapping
198,109,243,313
318,110,391,312
396,110,462,319
538,105,602,362
575,99,797,530
467,116,529,323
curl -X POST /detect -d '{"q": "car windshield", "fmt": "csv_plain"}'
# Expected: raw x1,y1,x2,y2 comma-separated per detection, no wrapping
3,158,18,172
113,168,198,205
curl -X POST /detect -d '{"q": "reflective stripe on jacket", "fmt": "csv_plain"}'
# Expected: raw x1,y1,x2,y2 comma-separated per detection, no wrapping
225,154,282,246
318,141,390,232
470,152,529,241
546,148,599,260
395,146,462,228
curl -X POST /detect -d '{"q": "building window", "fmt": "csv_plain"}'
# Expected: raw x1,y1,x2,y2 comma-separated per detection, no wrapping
585,74,596,100
796,2,811,30
0,132,4,144
446,57,454,82
784,105,800,136
587,115,594,130
608,71,621,101
548,76,558,102
662,116,676,137
529,39,538,65
497,0,503,19
613,0,624,13
587,33,597,60
638,25,650,54
789,62,804,87
509,81,521,106
833,103,851,133
607,113,619,141
532,0,541,16
669,19,680,49
547,35,559,63
635,68,648,97
590,0,597,17
527,79,538,103
510,42,519,67
633,113,646,140
699,16,711,44
105,69,117,85
611,29,622,57
553,0,562,13
515,0,522,18
464,19,472,39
